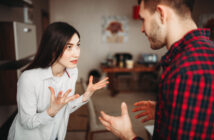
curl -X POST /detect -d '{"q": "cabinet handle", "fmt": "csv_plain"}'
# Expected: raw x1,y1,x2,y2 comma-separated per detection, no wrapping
23,28,32,33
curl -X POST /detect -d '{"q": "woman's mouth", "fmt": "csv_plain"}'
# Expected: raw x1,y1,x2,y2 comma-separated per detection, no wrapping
70,60,78,64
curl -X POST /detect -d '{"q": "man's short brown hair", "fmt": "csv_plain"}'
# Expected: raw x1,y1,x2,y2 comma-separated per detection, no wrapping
138,0,195,17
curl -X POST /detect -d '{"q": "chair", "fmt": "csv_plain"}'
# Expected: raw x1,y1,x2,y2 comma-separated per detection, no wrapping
86,99,108,140
81,81,108,140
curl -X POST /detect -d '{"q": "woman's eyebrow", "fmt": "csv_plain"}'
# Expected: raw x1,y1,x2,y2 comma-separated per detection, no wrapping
66,43,73,45
66,41,80,45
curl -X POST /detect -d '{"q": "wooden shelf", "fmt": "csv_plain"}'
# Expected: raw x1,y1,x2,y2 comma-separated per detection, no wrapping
0,0,33,7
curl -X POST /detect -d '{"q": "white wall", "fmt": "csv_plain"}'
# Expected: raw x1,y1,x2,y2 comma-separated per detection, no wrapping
50,0,167,81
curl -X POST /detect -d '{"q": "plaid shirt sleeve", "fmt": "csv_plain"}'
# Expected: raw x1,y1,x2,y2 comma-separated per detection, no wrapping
154,70,214,140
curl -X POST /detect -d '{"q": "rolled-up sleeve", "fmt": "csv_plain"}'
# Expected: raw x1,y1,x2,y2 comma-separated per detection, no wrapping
17,72,54,129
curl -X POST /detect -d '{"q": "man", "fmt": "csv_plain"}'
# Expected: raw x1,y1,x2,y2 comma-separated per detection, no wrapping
99,0,214,139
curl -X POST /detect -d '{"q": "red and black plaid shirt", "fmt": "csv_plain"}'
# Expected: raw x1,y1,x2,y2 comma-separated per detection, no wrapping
153,29,214,140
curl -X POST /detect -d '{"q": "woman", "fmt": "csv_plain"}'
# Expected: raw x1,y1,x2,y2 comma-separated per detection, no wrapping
8,22,108,140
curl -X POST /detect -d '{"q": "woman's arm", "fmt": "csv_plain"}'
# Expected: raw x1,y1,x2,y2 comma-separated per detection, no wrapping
82,76,109,102
67,76,109,114
17,73,54,129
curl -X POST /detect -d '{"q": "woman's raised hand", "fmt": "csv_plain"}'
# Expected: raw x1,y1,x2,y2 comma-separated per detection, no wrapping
82,76,109,102
47,87,80,117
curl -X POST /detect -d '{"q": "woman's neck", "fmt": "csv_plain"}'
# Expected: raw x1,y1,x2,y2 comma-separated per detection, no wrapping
51,62,65,77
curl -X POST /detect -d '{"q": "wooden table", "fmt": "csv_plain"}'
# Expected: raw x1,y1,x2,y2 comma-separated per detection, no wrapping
101,65,157,96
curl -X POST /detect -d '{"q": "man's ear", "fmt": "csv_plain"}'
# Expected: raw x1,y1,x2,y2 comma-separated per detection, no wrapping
156,5,168,24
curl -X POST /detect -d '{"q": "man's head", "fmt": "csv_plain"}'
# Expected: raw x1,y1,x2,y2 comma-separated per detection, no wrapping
138,0,195,17
138,0,195,50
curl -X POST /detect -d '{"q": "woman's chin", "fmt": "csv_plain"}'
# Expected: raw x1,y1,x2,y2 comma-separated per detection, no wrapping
66,64,77,69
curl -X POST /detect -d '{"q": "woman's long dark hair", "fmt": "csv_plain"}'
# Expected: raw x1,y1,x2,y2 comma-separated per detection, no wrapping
24,22,80,71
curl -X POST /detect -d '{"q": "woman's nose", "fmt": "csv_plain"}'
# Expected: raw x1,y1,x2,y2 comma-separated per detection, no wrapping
72,47,80,58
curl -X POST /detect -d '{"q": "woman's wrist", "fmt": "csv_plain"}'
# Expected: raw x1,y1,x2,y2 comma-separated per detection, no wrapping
47,107,56,117
82,91,93,102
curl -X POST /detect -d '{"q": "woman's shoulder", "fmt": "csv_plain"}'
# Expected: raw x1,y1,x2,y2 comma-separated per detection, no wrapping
21,68,41,77
19,68,45,83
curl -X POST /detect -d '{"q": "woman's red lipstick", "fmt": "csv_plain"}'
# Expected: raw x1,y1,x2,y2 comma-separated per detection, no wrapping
71,60,78,64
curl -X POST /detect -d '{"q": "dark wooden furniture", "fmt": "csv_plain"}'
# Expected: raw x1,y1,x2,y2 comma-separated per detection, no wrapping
0,22,36,105
0,22,18,105
101,64,158,96
0,106,17,140
0,0,33,7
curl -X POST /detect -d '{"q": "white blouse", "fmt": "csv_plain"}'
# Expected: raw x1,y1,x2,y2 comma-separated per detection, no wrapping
8,67,87,140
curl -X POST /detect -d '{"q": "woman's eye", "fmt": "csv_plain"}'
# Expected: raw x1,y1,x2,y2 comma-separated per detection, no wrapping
77,44,80,47
67,45,72,49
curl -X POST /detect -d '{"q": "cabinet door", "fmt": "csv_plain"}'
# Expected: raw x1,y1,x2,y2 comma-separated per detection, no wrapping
0,22,17,105
13,22,37,60
0,22,37,105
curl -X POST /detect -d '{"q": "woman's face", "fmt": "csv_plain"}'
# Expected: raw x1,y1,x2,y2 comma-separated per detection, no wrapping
58,33,80,69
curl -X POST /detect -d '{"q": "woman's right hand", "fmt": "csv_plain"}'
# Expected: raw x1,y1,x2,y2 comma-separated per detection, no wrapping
47,86,80,117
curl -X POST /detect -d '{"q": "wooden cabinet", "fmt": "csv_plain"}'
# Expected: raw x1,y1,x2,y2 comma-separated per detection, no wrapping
0,0,33,7
0,22,37,105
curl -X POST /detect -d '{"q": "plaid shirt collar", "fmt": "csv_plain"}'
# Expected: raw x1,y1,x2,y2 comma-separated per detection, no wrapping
160,28,211,69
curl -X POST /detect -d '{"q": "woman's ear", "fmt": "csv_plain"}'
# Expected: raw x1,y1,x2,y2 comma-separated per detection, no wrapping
156,5,168,24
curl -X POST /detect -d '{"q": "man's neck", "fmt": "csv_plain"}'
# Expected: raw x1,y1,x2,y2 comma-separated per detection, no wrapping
166,18,198,50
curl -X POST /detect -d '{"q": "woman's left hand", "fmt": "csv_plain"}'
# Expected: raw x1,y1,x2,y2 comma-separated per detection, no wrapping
83,76,109,102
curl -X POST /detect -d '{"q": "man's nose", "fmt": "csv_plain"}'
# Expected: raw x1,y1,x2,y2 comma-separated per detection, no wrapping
141,24,145,33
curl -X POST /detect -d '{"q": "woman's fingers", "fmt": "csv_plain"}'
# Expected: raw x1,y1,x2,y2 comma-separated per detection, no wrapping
63,89,72,97
89,75,93,84
94,83,108,89
94,80,109,88
93,77,108,85
65,94,80,103
96,77,109,84
94,82,109,87
57,91,63,99
48,87,56,101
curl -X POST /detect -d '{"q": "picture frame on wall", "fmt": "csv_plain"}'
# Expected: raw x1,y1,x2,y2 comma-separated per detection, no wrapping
102,16,128,43
24,6,33,24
